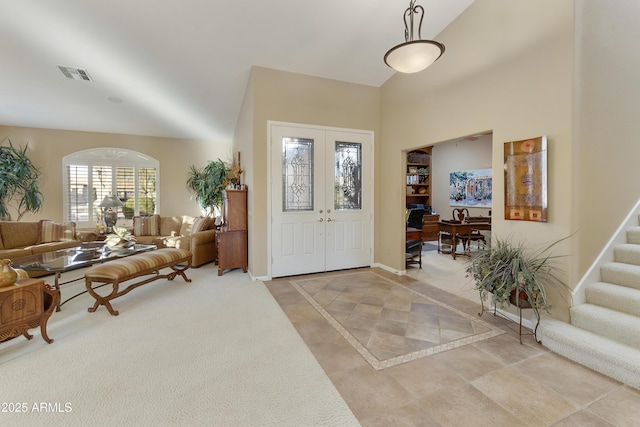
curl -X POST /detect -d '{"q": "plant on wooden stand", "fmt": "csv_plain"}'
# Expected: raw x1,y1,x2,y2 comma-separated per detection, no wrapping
466,235,571,312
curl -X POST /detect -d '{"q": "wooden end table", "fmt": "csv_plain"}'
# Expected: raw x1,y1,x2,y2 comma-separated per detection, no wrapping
0,278,59,344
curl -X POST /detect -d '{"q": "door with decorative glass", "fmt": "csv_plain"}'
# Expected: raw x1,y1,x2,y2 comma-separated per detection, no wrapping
270,124,372,278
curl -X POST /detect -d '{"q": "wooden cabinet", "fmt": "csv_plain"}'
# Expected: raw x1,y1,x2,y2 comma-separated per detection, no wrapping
223,189,248,231
406,148,432,209
422,214,440,241
0,278,59,344
216,230,248,276
217,189,248,275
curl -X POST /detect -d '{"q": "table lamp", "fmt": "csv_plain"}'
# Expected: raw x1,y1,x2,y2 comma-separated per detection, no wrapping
98,195,124,233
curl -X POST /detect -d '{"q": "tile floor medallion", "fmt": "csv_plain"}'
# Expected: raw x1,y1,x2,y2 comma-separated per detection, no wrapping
290,270,505,370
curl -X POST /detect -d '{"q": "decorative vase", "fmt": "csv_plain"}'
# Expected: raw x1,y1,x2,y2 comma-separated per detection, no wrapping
0,259,19,287
103,209,118,233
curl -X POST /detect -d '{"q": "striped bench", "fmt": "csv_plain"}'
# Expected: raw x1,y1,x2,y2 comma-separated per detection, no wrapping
84,248,192,316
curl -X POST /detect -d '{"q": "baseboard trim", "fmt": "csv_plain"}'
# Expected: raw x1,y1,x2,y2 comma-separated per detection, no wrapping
372,262,404,276
489,305,537,332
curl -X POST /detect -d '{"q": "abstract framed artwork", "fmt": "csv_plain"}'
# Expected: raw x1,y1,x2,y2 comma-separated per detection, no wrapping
504,135,548,222
449,168,492,208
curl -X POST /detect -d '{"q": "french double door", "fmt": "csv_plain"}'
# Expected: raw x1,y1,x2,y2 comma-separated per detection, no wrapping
269,123,373,278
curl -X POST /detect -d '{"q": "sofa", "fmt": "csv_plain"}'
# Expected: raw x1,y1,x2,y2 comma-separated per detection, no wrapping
130,215,216,267
0,220,82,260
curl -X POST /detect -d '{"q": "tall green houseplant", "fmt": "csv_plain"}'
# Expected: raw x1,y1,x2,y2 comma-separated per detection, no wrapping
0,139,44,221
186,159,228,216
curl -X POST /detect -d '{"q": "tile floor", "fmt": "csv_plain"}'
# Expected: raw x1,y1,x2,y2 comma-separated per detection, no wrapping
289,270,503,370
265,259,640,427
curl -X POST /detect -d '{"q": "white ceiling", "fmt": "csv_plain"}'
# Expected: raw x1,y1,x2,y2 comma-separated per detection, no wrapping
0,0,474,143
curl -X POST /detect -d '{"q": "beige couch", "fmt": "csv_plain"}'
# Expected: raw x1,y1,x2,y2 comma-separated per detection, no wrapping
131,215,216,268
0,220,82,261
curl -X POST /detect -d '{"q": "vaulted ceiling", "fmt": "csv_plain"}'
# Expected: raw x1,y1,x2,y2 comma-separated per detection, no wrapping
0,0,475,142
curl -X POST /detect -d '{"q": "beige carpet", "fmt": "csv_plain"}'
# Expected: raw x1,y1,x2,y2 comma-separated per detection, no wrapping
0,264,358,426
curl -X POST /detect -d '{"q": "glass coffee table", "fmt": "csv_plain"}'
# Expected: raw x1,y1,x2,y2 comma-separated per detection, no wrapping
11,243,157,310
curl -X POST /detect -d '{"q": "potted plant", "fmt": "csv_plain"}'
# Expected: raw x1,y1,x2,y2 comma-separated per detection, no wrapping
186,159,228,216
0,139,44,221
466,235,570,312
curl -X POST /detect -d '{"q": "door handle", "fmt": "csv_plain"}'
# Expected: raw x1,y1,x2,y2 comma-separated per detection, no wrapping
327,218,333,222
319,218,324,222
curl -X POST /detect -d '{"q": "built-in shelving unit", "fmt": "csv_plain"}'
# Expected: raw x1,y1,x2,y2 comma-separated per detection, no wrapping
406,148,432,209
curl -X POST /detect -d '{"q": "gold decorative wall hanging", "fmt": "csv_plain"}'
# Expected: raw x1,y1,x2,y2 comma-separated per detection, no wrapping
504,136,547,222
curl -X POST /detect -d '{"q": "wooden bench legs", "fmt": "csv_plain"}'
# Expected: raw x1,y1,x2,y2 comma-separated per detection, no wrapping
85,254,192,316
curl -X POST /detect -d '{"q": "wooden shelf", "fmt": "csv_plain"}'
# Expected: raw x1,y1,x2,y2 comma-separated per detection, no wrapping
406,148,432,209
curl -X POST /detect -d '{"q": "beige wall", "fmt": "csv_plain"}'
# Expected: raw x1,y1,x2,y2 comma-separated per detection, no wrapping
431,135,493,219
239,67,380,277
0,125,230,222
379,0,575,318
233,74,255,273
574,0,640,275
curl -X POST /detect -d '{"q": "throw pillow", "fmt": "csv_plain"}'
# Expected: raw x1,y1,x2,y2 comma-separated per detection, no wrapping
179,215,195,237
37,220,77,243
191,216,210,234
132,214,161,236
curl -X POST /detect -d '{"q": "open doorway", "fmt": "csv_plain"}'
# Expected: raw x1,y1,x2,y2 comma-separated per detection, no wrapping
404,132,493,268
430,133,493,221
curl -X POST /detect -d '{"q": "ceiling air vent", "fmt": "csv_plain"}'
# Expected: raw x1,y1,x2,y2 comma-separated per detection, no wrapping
58,66,93,82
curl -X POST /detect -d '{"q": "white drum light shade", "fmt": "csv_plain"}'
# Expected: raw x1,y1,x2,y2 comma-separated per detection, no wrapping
384,40,445,74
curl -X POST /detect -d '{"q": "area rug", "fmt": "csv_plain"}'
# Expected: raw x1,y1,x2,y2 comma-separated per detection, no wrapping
422,241,439,252
290,270,504,370
0,265,358,426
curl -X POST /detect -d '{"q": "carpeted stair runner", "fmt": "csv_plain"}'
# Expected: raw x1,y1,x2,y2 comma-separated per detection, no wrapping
539,220,640,389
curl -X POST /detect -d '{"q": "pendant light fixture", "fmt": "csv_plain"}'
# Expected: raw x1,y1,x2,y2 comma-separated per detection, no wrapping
384,0,445,73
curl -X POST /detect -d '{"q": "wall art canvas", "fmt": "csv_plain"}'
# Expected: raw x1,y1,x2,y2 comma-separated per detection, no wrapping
449,168,493,208
504,135,547,222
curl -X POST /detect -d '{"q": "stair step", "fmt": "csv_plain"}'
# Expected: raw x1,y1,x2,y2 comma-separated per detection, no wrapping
627,226,640,245
539,318,640,389
571,304,640,349
600,262,640,291
613,244,640,266
586,282,640,317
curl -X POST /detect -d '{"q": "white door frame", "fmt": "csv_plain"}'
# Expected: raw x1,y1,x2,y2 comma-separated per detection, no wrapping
266,120,375,280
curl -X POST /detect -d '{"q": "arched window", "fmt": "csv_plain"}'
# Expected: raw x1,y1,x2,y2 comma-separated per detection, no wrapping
63,148,159,228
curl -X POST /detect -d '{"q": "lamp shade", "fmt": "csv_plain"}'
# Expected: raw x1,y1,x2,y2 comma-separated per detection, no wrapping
384,40,445,74
98,195,124,209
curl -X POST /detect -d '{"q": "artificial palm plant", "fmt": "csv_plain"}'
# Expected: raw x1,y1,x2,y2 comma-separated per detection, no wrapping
186,159,228,216
466,235,570,312
0,139,44,221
